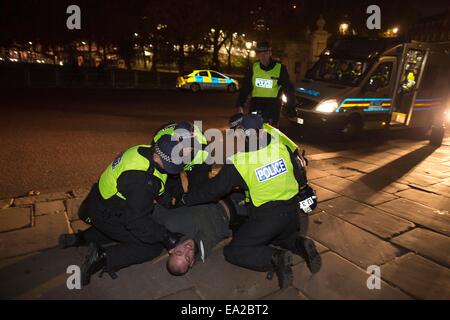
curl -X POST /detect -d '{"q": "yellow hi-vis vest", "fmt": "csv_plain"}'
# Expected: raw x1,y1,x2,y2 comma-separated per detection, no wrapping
230,139,299,207
98,145,167,200
251,62,282,98
152,123,208,171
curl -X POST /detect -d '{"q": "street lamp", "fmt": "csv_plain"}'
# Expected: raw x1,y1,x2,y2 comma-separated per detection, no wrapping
339,23,349,35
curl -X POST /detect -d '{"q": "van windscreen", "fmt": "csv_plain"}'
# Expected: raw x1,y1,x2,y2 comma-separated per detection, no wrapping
307,58,371,87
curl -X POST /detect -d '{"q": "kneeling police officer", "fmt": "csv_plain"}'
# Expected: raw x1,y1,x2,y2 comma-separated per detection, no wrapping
59,134,185,286
184,114,321,289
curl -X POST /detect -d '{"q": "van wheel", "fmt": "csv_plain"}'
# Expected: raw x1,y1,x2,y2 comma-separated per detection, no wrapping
227,83,237,93
190,83,200,93
429,125,444,146
340,115,363,141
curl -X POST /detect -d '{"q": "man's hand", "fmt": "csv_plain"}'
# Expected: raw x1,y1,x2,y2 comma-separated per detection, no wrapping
162,231,184,250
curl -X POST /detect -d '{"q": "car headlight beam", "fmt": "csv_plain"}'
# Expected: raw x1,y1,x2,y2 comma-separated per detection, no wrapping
315,99,340,113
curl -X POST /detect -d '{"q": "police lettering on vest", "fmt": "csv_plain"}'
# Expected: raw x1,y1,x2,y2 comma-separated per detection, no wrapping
255,78,273,89
255,159,287,182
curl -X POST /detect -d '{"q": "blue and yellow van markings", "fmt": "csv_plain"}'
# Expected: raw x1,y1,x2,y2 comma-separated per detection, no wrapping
335,97,442,113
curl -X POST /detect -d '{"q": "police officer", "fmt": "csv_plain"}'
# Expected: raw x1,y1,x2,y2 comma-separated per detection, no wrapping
152,121,211,207
235,41,295,127
229,112,309,204
184,115,321,289
59,134,186,286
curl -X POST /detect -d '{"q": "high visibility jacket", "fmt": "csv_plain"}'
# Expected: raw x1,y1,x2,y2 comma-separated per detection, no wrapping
230,139,299,207
251,62,282,98
98,145,167,200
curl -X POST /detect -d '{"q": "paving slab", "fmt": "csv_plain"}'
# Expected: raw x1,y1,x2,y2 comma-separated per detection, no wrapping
344,153,402,167
0,207,32,233
310,183,340,203
347,175,410,194
306,168,329,180
65,198,84,221
339,160,379,174
376,198,450,236
34,200,66,216
397,172,441,187
0,247,194,300
396,188,450,212
320,197,414,239
308,212,403,268
0,213,69,260
411,168,450,181
14,192,70,206
187,248,280,300
391,228,450,268
313,175,397,206
309,157,353,171
409,182,450,198
262,286,307,300
327,168,360,178
381,253,450,300
0,247,87,299
292,252,410,300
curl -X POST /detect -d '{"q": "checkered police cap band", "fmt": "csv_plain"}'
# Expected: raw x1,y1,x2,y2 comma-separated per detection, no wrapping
229,117,243,129
154,143,173,164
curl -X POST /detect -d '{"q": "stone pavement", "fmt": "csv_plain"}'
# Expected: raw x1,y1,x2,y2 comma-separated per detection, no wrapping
1,137,450,300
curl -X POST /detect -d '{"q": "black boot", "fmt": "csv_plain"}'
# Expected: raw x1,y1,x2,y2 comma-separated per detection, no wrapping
81,243,107,287
293,236,322,274
59,231,85,249
271,249,293,289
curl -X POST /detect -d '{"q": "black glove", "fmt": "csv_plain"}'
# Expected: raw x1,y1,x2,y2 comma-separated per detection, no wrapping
161,231,184,250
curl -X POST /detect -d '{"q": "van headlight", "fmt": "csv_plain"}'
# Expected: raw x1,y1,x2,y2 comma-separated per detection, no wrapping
315,99,340,113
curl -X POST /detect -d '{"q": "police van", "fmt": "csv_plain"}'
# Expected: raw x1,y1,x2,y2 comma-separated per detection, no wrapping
284,37,450,145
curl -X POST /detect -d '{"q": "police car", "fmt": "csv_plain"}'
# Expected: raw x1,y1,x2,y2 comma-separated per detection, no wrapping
176,70,239,93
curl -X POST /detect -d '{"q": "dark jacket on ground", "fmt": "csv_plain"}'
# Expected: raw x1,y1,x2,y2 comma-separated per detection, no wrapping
152,203,230,262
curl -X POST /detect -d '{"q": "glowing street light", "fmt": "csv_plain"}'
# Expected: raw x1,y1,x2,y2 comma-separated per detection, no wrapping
339,23,349,35
392,27,399,34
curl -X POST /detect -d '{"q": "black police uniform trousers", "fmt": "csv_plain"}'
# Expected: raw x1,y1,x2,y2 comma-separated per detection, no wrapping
249,98,282,127
223,198,300,272
79,185,163,272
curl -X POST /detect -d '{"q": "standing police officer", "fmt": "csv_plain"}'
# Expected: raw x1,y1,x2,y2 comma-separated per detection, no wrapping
183,115,321,289
235,41,295,127
59,135,186,286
